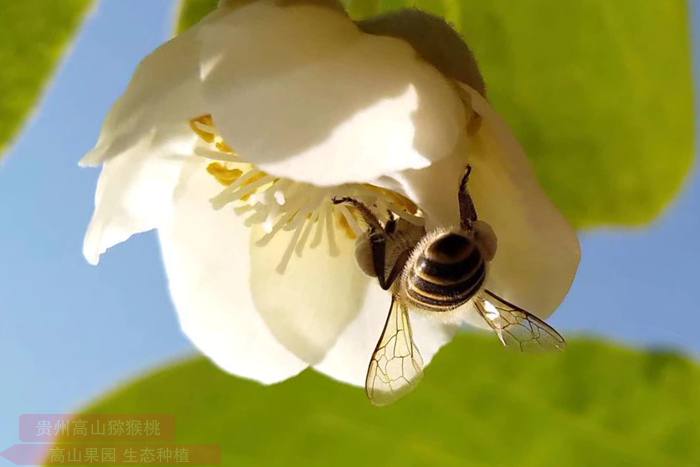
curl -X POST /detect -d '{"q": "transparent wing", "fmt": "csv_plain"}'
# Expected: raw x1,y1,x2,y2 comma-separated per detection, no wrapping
365,296,424,406
474,289,566,352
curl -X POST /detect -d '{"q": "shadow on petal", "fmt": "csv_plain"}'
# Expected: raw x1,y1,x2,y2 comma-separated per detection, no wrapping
385,85,580,318
466,85,580,317
250,222,370,364
160,158,308,384
199,1,465,185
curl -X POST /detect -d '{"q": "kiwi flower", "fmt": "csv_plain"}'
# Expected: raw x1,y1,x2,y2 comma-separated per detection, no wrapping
82,0,579,386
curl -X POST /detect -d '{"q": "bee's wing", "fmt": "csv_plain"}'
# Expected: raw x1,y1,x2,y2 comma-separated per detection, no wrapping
365,296,424,406
474,289,566,352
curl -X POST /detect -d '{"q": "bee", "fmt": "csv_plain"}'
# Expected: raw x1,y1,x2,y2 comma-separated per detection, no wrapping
333,165,565,406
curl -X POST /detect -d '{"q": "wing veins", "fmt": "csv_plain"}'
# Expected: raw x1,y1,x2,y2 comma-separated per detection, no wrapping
365,296,424,406
475,289,566,352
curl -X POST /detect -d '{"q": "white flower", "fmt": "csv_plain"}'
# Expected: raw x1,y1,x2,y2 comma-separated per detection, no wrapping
82,0,579,386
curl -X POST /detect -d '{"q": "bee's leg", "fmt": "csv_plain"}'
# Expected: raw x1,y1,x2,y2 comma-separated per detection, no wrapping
370,220,417,289
384,248,411,287
385,216,397,235
367,231,410,290
458,164,478,229
368,230,391,290
332,197,383,231
332,196,401,290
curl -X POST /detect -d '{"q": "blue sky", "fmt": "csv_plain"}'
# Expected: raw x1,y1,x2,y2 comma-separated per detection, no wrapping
0,0,698,461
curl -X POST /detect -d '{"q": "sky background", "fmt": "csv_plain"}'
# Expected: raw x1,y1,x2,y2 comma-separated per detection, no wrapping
0,0,698,463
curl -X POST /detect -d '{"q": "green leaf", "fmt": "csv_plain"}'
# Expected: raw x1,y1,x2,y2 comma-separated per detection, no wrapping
176,0,219,33
59,335,699,467
175,0,694,227
0,0,95,157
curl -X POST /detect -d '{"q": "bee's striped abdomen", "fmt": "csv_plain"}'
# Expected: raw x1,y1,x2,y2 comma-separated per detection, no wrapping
406,233,485,311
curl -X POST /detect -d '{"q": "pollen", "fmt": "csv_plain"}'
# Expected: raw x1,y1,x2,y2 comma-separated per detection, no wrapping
336,210,358,240
190,115,424,274
206,163,243,186
216,140,234,153
190,115,216,144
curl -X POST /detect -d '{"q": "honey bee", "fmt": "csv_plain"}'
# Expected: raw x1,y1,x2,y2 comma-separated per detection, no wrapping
333,165,565,406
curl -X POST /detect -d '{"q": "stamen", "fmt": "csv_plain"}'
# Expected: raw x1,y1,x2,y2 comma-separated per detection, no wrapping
386,201,425,225
210,170,265,209
276,216,306,274
243,206,268,228
255,195,311,247
216,140,234,153
233,204,254,215
189,114,426,272
231,173,276,203
295,211,317,257
207,163,243,186
195,147,238,163
311,206,327,249
364,186,421,227
324,202,339,257
337,205,364,238
189,115,216,143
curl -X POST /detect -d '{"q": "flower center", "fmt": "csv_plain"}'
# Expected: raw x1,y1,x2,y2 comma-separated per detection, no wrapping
189,115,423,273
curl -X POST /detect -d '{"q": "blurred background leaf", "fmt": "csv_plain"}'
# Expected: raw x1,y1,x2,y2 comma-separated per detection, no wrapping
57,334,699,467
175,0,218,33
177,0,695,228
0,0,94,158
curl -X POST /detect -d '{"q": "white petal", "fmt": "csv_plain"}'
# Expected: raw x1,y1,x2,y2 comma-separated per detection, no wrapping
198,0,465,186
158,158,307,384
358,8,485,97
83,8,232,264
80,7,230,167
83,135,192,265
248,214,370,365
390,85,580,318
314,284,458,386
